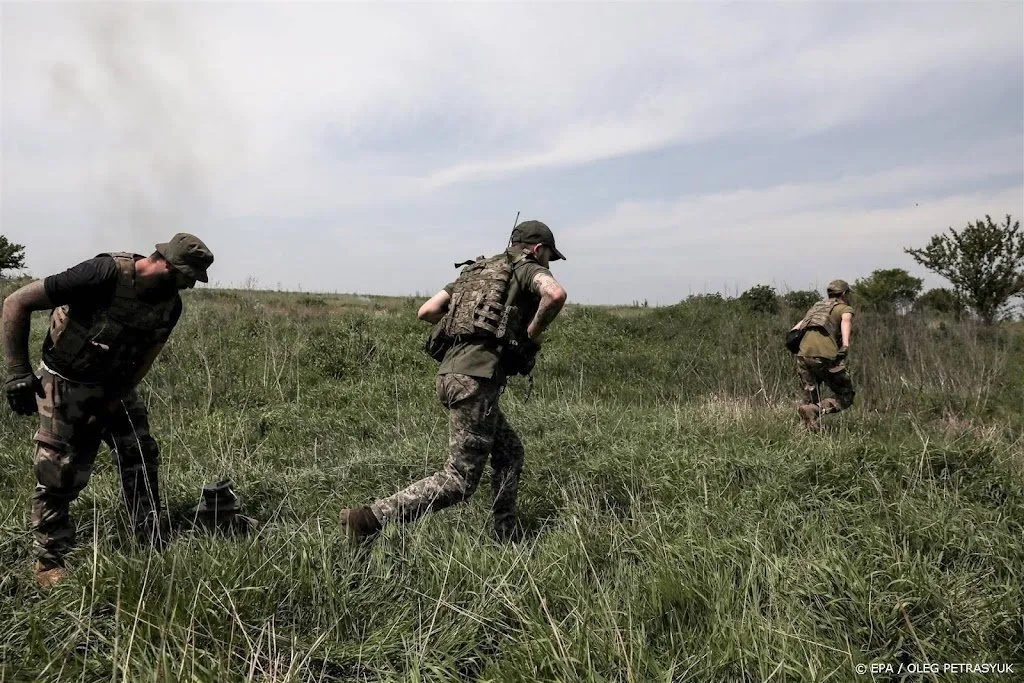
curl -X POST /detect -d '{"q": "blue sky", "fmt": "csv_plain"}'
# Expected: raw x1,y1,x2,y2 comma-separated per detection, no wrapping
2,2,1022,304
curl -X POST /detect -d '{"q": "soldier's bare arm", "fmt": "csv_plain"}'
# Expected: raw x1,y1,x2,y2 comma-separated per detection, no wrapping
2,280,53,373
527,273,567,341
840,311,853,349
418,289,451,324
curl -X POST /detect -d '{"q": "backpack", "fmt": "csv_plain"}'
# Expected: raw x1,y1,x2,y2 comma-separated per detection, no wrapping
785,299,841,354
424,252,525,362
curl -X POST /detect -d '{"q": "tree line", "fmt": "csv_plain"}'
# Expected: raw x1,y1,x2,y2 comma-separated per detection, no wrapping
737,214,1022,323
3,214,1022,322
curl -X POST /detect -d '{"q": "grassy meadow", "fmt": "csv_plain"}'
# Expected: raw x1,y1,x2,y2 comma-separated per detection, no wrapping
1,283,1022,682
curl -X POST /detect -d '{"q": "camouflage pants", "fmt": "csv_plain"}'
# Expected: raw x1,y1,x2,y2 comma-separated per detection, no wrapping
796,356,856,413
371,373,524,537
31,368,161,563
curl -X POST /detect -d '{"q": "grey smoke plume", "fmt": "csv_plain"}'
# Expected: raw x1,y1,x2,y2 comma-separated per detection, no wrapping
46,4,234,248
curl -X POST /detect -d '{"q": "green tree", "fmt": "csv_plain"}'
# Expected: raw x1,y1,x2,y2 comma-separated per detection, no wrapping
913,288,965,317
782,289,819,311
905,214,1024,324
853,268,923,313
738,284,779,314
0,235,26,278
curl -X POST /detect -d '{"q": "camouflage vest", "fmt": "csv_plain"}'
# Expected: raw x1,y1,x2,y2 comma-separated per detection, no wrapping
441,251,527,344
799,299,842,342
47,252,179,385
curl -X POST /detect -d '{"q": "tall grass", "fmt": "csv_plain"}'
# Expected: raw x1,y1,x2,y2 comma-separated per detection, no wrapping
1,284,1021,681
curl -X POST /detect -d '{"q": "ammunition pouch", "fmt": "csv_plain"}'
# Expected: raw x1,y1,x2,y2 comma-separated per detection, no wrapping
424,322,453,362
785,328,804,354
502,338,540,376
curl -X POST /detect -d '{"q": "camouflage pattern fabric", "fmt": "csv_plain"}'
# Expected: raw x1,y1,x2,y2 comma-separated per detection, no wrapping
799,299,842,343
797,299,854,359
442,253,521,342
796,356,856,413
437,249,550,381
371,373,524,538
31,367,161,563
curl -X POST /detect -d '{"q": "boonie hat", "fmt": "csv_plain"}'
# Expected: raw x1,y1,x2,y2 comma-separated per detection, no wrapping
155,233,214,283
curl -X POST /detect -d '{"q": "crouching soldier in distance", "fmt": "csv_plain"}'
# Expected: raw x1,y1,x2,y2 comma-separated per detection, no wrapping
789,279,856,431
2,233,214,587
340,220,568,544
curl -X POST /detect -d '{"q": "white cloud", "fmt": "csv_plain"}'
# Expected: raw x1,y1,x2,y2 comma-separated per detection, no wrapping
559,180,1024,304
1,2,1021,302
570,149,1024,246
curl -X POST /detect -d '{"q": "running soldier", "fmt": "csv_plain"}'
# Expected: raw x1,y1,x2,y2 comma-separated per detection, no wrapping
789,279,856,430
340,220,568,543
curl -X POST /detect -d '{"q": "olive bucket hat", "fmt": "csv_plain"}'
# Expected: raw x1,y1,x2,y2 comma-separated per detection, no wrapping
155,233,214,283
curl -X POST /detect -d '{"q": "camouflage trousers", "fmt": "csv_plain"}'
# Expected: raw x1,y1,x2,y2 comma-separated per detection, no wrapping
371,373,524,537
31,367,162,564
796,356,856,413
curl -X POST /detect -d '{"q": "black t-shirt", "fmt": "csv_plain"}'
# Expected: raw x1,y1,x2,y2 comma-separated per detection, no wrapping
41,256,182,377
43,256,121,308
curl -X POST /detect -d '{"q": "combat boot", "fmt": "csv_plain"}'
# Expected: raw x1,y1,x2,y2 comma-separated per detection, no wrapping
35,559,68,589
339,506,382,544
798,404,822,432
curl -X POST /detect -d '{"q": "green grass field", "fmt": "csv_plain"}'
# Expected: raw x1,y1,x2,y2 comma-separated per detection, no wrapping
1,286,1021,682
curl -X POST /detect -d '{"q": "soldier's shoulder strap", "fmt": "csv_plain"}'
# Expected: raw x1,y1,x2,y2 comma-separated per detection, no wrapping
454,255,485,268
97,252,139,301
453,250,523,269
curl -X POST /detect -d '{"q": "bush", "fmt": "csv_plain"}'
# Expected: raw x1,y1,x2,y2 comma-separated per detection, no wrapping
739,284,779,314
782,290,819,312
853,268,923,313
914,288,965,317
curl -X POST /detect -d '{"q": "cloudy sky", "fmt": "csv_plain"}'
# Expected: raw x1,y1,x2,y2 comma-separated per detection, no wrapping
2,2,1022,304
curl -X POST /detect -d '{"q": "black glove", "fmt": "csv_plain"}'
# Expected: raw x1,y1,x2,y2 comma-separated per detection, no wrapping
835,345,849,362
5,369,45,416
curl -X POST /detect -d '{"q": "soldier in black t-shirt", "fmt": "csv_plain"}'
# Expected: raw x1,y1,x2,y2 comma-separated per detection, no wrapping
2,233,213,588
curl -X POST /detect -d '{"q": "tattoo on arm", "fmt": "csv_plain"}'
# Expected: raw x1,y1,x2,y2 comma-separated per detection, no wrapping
533,273,560,298
2,281,52,374
528,273,566,338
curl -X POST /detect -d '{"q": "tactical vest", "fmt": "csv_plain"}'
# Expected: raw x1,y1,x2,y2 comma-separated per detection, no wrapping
47,252,179,385
800,299,842,342
441,251,527,344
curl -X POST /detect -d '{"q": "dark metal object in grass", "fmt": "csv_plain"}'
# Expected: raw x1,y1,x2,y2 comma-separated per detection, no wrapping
190,479,256,534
